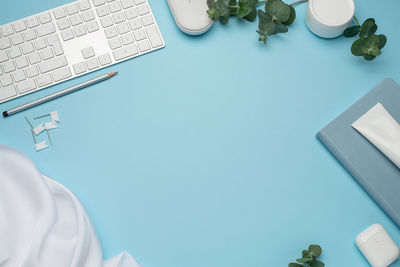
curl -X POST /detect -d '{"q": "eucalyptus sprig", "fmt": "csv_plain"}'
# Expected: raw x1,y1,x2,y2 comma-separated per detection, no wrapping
344,17,387,61
289,244,324,267
207,0,298,45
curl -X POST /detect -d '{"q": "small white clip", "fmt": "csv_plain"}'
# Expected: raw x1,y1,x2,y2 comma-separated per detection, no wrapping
33,123,46,135
50,111,59,123
45,121,59,130
35,141,49,151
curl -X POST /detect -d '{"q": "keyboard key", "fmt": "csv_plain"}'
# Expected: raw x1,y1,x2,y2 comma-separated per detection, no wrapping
82,10,95,22
66,4,79,15
28,52,41,64
133,0,145,4
74,25,87,37
52,67,72,82
97,6,110,17
40,47,54,60
57,18,71,30
14,21,27,32
46,34,60,45
86,57,99,70
136,4,149,15
53,43,64,56
112,44,138,61
104,27,118,38
78,0,91,11
0,50,8,62
15,56,29,68
35,38,47,50
112,12,126,24
100,16,114,28
138,39,150,52
141,14,154,26
109,37,122,49
3,61,16,73
108,2,121,13
121,0,134,9
13,69,26,82
26,17,39,28
37,23,56,37
86,21,100,33
121,33,134,45
81,46,95,59
9,47,22,58
124,8,137,19
53,8,67,19
2,25,14,36
36,74,53,87
26,65,39,78
93,0,105,7
73,62,86,74
70,14,83,26
61,29,74,41
0,38,12,50
24,30,37,41
129,18,142,30
0,85,17,101
0,74,13,86
22,42,35,54
38,13,52,24
11,34,24,45
17,79,36,93
47,35,64,56
38,55,67,73
133,29,146,41
98,53,112,65
117,22,130,34
145,25,163,48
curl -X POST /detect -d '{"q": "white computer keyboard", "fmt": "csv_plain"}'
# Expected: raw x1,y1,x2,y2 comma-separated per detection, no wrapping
0,0,165,103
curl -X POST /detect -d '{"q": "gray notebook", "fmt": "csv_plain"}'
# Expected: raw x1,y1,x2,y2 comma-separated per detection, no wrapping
317,78,400,228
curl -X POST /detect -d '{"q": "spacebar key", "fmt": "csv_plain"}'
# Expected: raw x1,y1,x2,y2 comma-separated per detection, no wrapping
113,44,138,61
39,56,68,74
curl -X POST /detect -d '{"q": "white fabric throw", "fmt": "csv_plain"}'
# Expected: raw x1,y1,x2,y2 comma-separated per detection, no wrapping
0,145,140,267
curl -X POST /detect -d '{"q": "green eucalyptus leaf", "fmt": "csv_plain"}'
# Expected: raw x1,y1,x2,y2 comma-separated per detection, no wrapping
360,18,377,38
258,9,275,35
296,257,312,263
363,54,376,61
243,7,257,21
275,21,288,33
266,0,291,22
378,34,387,49
302,250,310,258
343,25,361,37
237,0,256,18
310,260,325,267
289,263,304,267
309,245,322,257
351,38,364,56
282,5,296,25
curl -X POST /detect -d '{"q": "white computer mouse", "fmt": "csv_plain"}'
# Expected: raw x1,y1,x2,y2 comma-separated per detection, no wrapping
167,0,213,35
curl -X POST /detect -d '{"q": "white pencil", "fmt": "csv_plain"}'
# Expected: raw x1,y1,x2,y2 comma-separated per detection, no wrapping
3,72,117,117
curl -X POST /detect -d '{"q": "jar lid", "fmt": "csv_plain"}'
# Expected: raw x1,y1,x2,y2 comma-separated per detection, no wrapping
306,0,355,38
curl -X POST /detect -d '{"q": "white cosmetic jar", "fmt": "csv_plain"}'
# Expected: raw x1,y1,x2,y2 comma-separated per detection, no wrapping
305,0,355,38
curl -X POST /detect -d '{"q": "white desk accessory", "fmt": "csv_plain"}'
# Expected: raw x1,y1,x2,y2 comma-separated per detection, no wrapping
167,0,213,35
0,0,165,104
0,145,141,266
356,224,400,267
352,103,400,169
305,0,355,38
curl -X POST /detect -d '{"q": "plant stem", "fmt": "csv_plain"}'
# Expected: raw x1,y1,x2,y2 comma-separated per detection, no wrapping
353,15,360,26
290,0,308,6
257,0,268,4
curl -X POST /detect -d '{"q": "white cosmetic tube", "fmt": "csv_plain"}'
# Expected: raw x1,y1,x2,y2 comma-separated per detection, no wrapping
352,103,400,169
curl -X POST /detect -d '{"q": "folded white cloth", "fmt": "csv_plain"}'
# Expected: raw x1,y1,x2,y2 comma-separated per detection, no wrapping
0,145,140,267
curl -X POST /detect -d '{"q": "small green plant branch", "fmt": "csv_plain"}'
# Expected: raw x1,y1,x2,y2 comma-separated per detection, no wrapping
344,16,387,61
207,0,387,61
289,245,324,267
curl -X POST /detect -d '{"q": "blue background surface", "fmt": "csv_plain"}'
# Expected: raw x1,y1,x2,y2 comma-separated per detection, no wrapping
1,0,400,266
